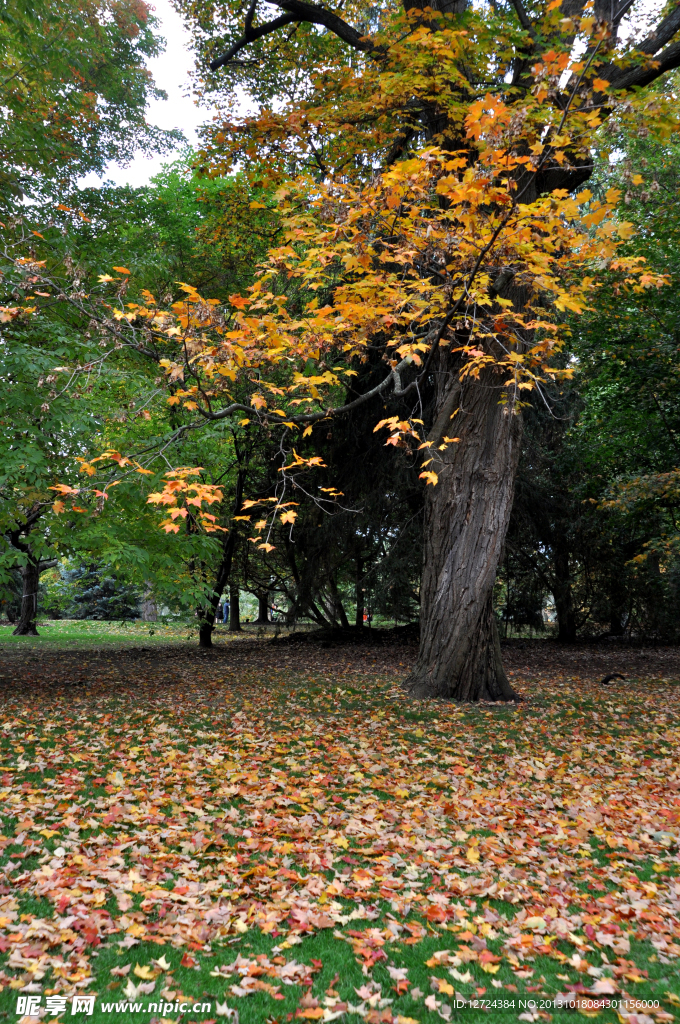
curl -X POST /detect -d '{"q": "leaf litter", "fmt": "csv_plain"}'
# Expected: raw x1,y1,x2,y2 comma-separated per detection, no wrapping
0,637,678,1023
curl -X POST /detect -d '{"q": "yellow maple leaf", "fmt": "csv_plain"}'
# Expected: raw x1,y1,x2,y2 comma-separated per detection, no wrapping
133,965,155,980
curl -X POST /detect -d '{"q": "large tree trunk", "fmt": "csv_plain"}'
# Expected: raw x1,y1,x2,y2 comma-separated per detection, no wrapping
12,561,40,636
404,365,523,701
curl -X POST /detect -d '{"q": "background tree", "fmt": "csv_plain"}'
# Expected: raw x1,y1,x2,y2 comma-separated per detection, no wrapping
504,105,680,642
0,0,180,209
56,561,142,620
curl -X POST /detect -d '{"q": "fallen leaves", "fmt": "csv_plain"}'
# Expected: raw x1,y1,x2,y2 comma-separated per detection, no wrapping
0,637,678,1021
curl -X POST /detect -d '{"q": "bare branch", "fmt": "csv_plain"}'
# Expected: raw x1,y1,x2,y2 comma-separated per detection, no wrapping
612,0,636,27
244,0,258,36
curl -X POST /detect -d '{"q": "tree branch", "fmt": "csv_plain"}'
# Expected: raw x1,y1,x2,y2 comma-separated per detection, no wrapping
637,1,680,54
509,0,535,38
211,13,299,69
612,0,636,28
609,37,680,90
210,0,381,70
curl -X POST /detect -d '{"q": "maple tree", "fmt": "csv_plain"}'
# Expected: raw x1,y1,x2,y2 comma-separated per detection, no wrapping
6,0,680,667
93,0,677,698
0,236,215,635
0,143,281,635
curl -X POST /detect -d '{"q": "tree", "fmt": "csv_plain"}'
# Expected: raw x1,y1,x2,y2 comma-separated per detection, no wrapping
13,0,680,693
504,109,680,644
57,561,142,620
175,0,678,697
566,113,680,637
0,0,188,633
0,0,180,209
1,151,281,640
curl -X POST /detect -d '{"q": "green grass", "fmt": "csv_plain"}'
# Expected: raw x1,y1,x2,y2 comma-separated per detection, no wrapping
1,904,675,1024
0,619,284,650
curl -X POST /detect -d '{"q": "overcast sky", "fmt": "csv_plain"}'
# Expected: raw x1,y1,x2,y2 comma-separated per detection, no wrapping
79,0,205,189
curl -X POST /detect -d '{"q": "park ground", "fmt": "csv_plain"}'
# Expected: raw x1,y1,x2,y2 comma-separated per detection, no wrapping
0,624,678,1024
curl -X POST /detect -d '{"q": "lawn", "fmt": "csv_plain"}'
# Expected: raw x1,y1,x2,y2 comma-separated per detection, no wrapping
0,620,290,651
0,636,678,1024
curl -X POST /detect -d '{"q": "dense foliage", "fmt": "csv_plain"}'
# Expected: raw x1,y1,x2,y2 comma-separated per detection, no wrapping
1,0,679,650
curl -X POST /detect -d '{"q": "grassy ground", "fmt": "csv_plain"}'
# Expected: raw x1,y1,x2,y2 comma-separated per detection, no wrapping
0,638,678,1024
0,619,296,650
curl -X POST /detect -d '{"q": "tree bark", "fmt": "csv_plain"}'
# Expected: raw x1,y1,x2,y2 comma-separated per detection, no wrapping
553,544,577,643
199,620,214,648
355,555,364,630
404,364,523,701
12,560,40,636
254,591,270,624
139,583,157,622
229,583,242,632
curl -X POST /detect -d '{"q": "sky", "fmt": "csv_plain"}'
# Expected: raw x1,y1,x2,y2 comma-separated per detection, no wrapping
79,0,206,190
